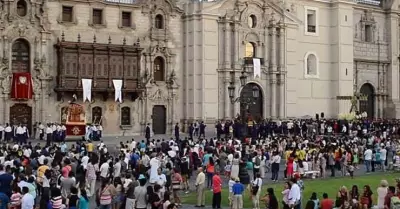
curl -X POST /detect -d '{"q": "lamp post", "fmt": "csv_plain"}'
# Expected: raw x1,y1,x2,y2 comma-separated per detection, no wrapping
228,70,260,116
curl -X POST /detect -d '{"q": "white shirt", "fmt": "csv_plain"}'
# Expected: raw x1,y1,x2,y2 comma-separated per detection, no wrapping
113,162,121,177
46,127,52,134
16,127,24,134
0,126,4,132
380,149,387,161
99,162,109,178
271,155,281,164
5,126,11,132
130,141,137,150
38,155,46,165
364,149,373,161
252,177,262,189
81,156,89,169
21,193,35,209
288,183,301,205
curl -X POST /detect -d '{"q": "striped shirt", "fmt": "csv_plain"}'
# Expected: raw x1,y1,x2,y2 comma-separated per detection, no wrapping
86,163,98,180
51,196,63,209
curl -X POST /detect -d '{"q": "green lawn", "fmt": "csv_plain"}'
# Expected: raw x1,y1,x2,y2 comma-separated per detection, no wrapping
181,173,400,208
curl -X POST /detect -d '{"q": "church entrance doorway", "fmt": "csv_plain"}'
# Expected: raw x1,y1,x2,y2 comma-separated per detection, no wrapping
152,105,166,134
10,103,32,134
240,83,263,122
359,83,375,118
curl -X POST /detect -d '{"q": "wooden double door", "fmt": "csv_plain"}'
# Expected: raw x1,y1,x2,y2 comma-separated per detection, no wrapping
152,105,166,134
10,103,32,134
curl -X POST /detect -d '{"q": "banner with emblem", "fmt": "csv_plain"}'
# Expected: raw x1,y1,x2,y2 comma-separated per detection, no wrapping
253,58,261,79
113,79,123,102
11,72,33,100
81,79,92,102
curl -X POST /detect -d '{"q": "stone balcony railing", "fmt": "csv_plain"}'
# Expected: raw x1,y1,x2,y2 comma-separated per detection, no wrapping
353,0,381,6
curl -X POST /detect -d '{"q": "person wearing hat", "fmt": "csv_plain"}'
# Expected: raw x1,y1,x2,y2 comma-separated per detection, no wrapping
194,167,205,207
232,177,245,209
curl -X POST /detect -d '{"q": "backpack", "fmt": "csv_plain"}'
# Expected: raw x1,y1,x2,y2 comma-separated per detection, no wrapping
255,157,261,166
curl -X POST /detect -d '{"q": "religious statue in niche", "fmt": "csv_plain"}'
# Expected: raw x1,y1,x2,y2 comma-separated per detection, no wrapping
67,103,85,124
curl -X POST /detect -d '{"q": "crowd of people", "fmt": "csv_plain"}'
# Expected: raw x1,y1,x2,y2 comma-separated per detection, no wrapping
0,118,397,209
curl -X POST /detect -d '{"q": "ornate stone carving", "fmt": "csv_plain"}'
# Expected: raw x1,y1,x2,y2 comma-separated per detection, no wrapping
0,57,11,93
32,78,41,95
148,89,171,102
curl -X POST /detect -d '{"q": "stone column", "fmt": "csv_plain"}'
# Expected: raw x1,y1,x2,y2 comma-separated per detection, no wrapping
271,80,277,118
263,29,269,67
278,26,285,118
0,94,4,124
41,80,50,123
233,78,240,117
224,78,231,119
4,94,9,123
375,95,379,118
270,25,277,118
233,26,239,68
224,21,231,68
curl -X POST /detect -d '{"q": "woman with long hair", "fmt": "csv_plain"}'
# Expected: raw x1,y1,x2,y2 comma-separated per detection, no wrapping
377,180,388,209
361,185,373,209
171,169,182,206
336,186,349,208
206,157,215,188
98,178,116,209
148,185,162,209
261,188,278,209
350,185,360,209
310,192,319,209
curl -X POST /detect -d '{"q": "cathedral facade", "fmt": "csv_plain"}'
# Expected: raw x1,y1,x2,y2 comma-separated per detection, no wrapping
0,0,398,136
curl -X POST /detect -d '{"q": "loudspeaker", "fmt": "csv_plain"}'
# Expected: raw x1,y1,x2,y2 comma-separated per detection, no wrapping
321,112,325,118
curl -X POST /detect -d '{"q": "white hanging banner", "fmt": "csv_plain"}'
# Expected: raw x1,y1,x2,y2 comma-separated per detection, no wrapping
113,79,123,102
81,79,92,102
253,58,261,79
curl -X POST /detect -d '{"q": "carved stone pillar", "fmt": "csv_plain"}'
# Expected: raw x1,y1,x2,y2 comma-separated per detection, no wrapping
34,94,40,124
263,30,269,67
233,77,240,117
270,80,277,118
0,94,4,124
278,26,285,118
40,80,50,123
224,21,231,68
4,94,9,123
233,26,239,68
375,95,380,118
270,25,277,118
224,78,231,119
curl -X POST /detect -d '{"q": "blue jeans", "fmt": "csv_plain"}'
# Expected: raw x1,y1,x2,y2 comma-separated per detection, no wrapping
365,160,371,172
207,172,214,188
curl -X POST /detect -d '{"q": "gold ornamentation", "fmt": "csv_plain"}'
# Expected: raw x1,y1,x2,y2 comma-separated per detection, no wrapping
72,126,81,135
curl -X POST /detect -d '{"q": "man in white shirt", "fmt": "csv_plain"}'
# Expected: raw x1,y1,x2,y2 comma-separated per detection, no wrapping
130,139,137,151
21,186,34,209
16,124,24,145
38,122,45,140
113,158,122,178
364,147,373,173
5,123,11,142
46,124,53,146
81,154,89,169
288,178,301,209
99,159,110,180
380,146,387,171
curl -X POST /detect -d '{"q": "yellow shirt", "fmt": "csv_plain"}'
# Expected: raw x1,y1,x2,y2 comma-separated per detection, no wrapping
299,150,306,160
37,165,49,182
87,143,94,152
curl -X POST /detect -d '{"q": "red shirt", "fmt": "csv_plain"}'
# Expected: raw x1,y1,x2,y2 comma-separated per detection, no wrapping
212,174,222,193
320,199,334,209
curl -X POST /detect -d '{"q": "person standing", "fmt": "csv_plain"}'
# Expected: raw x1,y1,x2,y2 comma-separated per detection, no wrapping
20,187,34,209
4,124,11,142
364,146,372,173
195,167,205,207
38,122,45,140
212,170,222,209
288,178,301,209
16,124,24,145
174,123,180,140
145,123,151,144
45,124,52,146
251,173,263,209
0,124,4,141
232,177,245,209
271,151,281,181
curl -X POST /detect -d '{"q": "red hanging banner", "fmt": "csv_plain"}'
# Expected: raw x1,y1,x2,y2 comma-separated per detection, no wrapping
11,72,33,100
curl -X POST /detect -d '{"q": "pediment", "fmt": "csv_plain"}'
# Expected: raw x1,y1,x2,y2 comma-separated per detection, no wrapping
141,0,183,15
202,0,301,26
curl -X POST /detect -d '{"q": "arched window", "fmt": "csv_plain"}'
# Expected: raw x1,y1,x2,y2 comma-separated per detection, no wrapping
248,15,257,28
304,52,318,78
120,107,131,126
245,42,256,58
12,39,30,73
16,0,27,17
154,57,165,81
155,14,164,29
91,106,102,125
